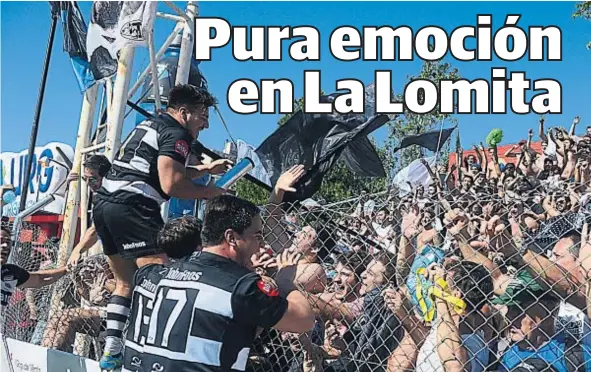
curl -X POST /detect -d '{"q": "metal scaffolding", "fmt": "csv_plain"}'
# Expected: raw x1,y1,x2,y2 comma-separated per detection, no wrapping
49,1,198,356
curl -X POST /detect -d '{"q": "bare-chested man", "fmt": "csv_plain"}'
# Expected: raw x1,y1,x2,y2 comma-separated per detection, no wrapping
266,165,327,294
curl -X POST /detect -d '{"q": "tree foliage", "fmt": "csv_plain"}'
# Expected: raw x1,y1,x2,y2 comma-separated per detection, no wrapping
385,59,461,171
234,178,270,205
574,1,591,49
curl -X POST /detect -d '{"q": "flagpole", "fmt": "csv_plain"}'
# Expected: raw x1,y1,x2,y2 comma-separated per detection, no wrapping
19,11,58,212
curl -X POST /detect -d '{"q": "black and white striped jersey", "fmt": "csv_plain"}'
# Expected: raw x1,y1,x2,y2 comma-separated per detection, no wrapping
122,251,288,372
123,262,168,370
96,113,192,207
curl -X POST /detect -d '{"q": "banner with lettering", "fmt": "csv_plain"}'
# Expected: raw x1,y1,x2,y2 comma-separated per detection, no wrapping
0,143,74,216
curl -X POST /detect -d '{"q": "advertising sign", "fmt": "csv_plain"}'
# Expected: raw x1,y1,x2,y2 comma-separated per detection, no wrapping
0,336,101,372
1,142,74,216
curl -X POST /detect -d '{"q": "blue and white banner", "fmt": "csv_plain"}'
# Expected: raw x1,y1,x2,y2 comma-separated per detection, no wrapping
166,174,210,220
1,143,74,216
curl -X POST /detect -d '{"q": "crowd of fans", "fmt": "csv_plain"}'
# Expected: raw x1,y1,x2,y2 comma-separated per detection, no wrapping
4,116,591,372
248,117,591,372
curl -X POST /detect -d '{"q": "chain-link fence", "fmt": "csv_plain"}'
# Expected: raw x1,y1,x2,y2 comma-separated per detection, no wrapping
4,173,591,371
3,221,58,343
2,221,113,360
247,180,591,372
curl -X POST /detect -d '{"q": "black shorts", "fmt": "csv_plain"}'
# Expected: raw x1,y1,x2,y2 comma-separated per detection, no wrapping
93,198,164,259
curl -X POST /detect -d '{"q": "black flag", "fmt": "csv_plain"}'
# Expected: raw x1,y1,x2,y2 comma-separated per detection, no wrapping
49,1,96,91
393,127,456,153
256,104,389,202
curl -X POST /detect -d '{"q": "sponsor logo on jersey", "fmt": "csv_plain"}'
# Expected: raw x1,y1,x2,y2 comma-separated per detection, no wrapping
257,276,279,297
175,140,189,158
131,356,142,368
165,267,202,282
123,241,147,250
151,362,164,372
140,278,157,293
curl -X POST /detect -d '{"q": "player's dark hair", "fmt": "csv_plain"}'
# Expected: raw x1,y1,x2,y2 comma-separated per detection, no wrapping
336,250,369,279
561,230,581,258
451,261,493,311
168,84,216,111
83,154,111,177
201,195,260,247
157,216,202,259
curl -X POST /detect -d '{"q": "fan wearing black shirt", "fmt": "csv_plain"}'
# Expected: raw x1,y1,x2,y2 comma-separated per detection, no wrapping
92,85,225,370
1,225,67,306
123,195,315,372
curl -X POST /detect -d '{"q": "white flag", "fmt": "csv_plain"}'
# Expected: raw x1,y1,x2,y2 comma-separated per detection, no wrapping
392,157,436,196
87,2,157,80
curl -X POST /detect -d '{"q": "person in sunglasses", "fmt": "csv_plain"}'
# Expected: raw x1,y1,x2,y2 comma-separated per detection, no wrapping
81,155,111,193
66,154,111,270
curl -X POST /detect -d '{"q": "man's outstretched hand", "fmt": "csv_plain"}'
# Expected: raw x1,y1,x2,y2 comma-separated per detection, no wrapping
273,249,302,295
275,165,306,193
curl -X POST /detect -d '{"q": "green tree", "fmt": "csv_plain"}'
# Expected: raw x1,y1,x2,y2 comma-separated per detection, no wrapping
234,178,269,205
574,2,591,48
386,59,461,171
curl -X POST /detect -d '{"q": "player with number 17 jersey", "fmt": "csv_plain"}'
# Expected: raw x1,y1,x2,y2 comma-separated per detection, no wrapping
122,251,289,372
123,262,169,371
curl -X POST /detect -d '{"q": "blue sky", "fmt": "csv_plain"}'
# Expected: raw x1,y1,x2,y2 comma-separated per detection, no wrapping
2,1,590,155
